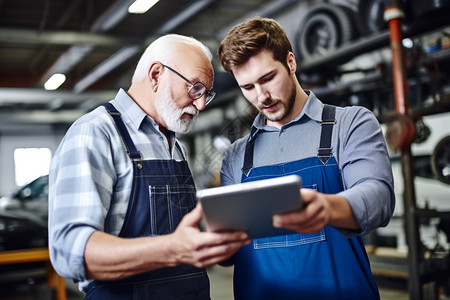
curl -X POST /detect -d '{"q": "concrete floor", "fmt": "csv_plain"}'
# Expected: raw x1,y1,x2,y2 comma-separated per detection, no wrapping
1,265,413,300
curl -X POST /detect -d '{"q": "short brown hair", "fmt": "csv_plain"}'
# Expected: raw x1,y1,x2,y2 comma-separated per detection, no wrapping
218,17,293,75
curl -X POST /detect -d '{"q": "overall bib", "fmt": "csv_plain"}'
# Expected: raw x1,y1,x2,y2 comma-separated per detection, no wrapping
234,105,379,300
84,103,210,300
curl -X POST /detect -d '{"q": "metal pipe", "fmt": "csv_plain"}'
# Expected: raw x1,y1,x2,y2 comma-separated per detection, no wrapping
384,2,422,299
385,4,410,114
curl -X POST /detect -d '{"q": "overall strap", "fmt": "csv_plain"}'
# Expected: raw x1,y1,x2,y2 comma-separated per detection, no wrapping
103,102,143,168
317,104,336,165
241,127,259,176
174,142,186,161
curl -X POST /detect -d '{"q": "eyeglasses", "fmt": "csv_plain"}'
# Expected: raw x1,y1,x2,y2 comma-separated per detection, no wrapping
163,64,216,105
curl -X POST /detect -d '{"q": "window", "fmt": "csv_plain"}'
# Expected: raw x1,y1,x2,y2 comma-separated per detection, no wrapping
14,148,52,187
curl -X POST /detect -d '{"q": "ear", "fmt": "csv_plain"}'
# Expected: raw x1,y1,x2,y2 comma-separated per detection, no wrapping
148,62,163,92
286,51,297,74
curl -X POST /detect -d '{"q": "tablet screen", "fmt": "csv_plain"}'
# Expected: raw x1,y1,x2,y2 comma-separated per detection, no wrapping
197,175,302,239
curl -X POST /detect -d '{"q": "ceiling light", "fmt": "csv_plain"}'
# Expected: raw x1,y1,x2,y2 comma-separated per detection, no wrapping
402,38,413,49
44,73,66,90
128,0,159,14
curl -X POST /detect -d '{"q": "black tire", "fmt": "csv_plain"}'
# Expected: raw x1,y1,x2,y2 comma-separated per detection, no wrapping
296,4,355,60
358,0,386,35
431,135,450,185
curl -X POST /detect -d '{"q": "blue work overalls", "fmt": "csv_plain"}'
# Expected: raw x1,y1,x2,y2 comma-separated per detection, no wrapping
84,103,210,300
233,105,379,300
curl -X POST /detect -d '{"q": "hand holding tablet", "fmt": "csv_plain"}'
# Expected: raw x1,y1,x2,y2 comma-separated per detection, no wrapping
197,175,302,239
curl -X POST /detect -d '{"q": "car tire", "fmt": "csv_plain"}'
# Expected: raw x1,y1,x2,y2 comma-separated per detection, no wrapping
431,135,450,184
358,0,387,35
296,4,355,60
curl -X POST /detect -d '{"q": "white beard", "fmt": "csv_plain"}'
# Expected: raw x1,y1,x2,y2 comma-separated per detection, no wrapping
154,79,198,134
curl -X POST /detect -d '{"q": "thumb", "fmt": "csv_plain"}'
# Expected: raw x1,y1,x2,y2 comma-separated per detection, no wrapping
180,203,203,226
300,188,315,205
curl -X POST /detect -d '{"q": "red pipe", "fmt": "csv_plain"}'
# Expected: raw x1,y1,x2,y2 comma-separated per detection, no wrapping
385,5,411,115
384,4,421,300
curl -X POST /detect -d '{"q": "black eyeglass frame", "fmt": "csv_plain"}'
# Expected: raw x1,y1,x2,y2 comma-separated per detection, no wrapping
163,64,216,105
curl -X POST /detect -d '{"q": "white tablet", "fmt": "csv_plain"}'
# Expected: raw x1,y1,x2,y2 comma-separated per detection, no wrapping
197,175,302,239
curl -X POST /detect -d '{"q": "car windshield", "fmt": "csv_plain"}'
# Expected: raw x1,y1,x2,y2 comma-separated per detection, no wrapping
14,175,48,200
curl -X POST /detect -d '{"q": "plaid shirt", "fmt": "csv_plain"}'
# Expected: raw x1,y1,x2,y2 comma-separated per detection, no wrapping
48,89,185,290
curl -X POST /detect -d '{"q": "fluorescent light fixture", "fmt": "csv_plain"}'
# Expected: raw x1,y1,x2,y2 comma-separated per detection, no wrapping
402,38,413,49
128,0,159,14
44,73,66,90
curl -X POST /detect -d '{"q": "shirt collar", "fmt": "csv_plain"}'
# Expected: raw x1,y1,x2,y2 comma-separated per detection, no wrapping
111,89,176,140
111,89,146,129
250,90,323,133
302,90,323,123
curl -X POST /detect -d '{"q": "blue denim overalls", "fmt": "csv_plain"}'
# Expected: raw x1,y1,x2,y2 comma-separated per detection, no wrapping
233,105,379,300
84,103,210,299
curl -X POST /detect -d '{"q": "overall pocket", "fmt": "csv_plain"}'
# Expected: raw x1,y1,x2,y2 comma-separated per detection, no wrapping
253,183,327,249
148,184,197,235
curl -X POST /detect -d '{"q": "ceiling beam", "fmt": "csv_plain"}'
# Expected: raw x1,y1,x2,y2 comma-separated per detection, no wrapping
37,45,94,86
217,0,298,39
73,45,142,93
0,110,87,125
153,0,217,35
36,0,135,87
0,87,116,105
75,0,218,94
0,28,136,46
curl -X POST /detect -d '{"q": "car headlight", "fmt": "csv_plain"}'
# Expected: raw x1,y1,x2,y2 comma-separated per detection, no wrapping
0,218,21,233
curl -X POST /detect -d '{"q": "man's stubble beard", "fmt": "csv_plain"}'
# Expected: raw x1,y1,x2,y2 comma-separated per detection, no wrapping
260,77,296,123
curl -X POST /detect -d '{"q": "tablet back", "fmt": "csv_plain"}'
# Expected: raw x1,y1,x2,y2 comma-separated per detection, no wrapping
197,175,302,239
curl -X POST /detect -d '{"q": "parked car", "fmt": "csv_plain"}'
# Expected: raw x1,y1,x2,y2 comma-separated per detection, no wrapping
0,176,49,285
0,210,48,251
0,175,48,221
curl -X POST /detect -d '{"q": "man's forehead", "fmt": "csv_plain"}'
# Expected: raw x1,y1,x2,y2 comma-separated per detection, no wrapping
233,51,279,84
173,45,213,83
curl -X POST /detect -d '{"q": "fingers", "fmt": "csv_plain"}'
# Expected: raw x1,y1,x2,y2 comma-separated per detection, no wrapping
173,209,250,268
300,188,316,204
189,237,250,268
176,231,250,268
191,230,250,252
273,189,329,234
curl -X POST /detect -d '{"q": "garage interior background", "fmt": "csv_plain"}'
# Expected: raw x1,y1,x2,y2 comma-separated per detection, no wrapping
0,0,450,299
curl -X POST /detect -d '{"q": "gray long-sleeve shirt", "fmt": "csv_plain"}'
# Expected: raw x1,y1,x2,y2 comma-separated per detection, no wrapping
220,91,395,237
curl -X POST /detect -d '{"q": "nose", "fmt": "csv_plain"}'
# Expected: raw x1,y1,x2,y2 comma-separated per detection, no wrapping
193,96,206,111
255,85,268,103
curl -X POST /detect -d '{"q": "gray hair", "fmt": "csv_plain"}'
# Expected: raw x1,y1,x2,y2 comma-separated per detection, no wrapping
132,34,213,83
